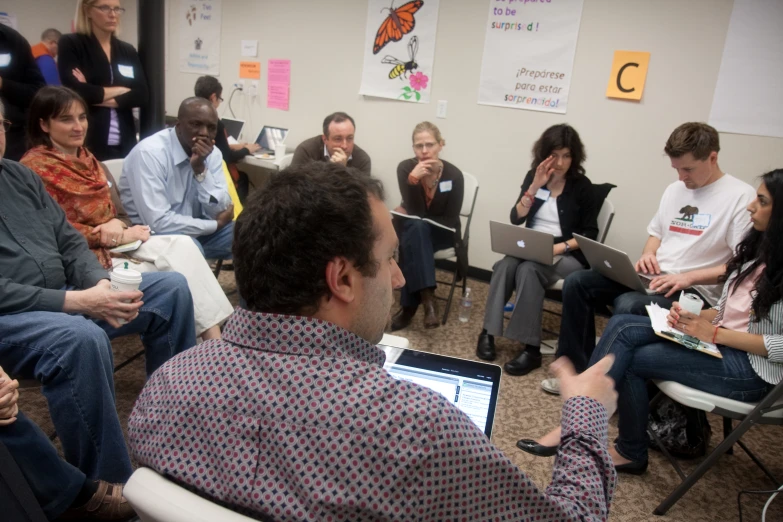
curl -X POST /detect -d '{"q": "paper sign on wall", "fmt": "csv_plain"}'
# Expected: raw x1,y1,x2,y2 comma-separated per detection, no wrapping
239,61,261,79
241,40,258,57
606,51,650,101
178,0,221,75
267,59,290,111
478,0,584,114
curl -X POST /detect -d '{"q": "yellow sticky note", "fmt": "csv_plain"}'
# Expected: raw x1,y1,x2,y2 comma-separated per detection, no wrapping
606,51,650,101
239,61,261,79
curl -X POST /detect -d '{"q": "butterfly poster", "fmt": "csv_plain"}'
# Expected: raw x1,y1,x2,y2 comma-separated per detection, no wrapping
477,0,584,114
178,0,222,75
359,0,440,103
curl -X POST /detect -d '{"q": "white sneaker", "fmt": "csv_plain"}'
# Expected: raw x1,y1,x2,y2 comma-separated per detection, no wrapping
540,340,557,356
541,377,560,395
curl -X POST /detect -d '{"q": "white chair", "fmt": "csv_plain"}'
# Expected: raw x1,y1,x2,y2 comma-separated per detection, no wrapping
649,379,783,515
434,172,479,324
124,468,256,522
102,158,124,184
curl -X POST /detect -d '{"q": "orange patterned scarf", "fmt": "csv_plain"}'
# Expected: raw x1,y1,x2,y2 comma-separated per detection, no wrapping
21,146,116,268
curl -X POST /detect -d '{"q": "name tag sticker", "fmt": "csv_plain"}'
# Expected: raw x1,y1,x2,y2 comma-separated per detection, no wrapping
439,180,453,192
0,54,10,67
535,188,550,200
118,64,134,78
692,213,711,227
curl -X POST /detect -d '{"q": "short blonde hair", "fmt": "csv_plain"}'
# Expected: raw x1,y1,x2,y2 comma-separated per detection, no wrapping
75,0,121,36
412,121,445,146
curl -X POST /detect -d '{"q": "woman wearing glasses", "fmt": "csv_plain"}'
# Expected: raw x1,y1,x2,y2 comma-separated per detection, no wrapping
58,0,147,160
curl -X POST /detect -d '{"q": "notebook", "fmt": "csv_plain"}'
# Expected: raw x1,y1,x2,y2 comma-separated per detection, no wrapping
646,303,722,358
390,210,456,233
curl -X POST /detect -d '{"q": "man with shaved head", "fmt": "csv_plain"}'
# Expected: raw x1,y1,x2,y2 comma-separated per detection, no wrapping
120,97,235,260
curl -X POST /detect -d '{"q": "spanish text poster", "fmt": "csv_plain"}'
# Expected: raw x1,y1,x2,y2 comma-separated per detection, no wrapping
478,0,584,114
359,0,440,103
178,0,222,75
267,59,290,111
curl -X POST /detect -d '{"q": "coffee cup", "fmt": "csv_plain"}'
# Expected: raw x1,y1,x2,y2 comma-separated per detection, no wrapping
110,266,143,325
275,143,287,159
678,291,704,316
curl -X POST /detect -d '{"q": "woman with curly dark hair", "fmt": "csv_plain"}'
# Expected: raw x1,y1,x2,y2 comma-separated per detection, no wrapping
518,169,783,474
476,124,599,376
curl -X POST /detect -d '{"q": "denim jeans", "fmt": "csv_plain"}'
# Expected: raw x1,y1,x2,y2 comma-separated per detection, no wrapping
589,314,772,463
557,269,702,372
195,221,235,260
398,219,454,307
0,412,85,519
0,272,195,483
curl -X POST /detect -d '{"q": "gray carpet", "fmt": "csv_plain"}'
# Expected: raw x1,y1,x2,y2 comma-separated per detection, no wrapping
18,270,783,521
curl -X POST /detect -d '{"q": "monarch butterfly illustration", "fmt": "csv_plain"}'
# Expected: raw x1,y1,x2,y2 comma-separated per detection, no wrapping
373,0,424,55
382,36,419,80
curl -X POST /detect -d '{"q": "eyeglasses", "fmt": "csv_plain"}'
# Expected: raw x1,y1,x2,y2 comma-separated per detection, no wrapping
0,120,11,134
92,5,126,15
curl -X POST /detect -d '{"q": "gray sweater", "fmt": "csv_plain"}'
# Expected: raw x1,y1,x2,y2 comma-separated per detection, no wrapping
0,159,108,314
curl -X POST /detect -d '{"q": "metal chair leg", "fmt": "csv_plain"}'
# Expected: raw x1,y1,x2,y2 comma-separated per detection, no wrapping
441,269,459,325
723,417,733,455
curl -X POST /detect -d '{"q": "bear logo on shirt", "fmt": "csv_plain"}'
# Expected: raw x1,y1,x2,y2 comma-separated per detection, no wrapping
679,205,699,221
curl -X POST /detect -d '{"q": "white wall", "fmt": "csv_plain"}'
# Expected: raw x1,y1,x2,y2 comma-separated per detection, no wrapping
9,0,783,271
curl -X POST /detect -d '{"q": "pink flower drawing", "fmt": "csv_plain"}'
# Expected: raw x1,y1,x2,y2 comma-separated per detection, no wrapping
409,72,429,91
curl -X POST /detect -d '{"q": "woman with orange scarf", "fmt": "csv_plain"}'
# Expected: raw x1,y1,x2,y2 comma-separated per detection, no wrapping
21,86,233,340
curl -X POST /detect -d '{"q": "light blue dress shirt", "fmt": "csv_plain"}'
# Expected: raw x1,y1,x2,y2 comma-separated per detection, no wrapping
119,127,231,237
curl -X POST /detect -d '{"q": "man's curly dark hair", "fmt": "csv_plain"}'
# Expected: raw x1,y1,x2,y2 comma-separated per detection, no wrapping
233,161,385,315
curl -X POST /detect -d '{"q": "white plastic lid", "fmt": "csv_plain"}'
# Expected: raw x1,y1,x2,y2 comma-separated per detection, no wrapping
111,267,142,285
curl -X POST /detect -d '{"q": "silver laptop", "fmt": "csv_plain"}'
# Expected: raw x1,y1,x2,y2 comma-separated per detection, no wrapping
490,221,554,265
573,233,664,295
254,126,289,155
221,117,244,140
379,345,502,438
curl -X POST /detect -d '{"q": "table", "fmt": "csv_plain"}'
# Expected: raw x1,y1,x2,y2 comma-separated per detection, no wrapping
238,153,292,171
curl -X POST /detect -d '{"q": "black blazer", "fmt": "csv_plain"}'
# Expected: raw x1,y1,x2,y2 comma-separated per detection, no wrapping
398,158,464,239
510,170,599,267
58,33,148,160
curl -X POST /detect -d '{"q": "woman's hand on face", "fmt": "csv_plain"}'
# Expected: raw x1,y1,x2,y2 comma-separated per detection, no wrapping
668,303,715,342
530,155,556,192
411,159,437,180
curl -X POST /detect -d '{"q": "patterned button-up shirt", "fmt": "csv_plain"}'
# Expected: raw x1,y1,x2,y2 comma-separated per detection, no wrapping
129,309,616,521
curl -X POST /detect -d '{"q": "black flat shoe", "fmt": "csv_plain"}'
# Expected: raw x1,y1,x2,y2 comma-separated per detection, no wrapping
503,351,542,376
516,438,558,457
614,460,648,475
391,306,417,331
476,332,496,361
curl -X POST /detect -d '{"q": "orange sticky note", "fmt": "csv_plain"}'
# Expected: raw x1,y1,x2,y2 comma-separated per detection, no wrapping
606,51,651,101
239,61,261,79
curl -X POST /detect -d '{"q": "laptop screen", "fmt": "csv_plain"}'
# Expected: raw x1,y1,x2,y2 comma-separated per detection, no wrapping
255,126,289,151
221,118,244,140
379,346,501,437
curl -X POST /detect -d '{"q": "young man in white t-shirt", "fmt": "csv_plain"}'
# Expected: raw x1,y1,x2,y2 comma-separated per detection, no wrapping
539,123,755,392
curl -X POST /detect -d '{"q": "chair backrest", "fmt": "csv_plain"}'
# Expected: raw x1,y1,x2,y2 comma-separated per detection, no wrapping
459,172,480,242
124,468,256,522
102,159,124,183
277,153,294,170
597,198,615,244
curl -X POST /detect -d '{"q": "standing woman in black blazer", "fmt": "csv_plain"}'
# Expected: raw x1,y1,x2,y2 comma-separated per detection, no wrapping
476,124,599,376
58,0,148,160
391,121,464,331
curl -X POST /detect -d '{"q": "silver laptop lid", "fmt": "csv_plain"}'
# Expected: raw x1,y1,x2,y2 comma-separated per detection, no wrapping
572,234,650,294
254,126,289,152
221,118,244,140
490,221,554,265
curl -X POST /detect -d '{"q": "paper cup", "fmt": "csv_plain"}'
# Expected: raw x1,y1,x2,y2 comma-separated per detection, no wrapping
274,144,287,158
679,291,704,316
110,268,142,324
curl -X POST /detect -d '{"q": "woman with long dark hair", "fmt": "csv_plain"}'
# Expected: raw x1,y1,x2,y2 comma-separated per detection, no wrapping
476,124,599,376
517,169,783,473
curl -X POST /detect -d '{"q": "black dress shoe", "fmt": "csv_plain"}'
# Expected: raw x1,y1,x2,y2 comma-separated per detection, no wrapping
516,439,558,457
615,459,648,475
391,306,417,331
476,332,496,361
503,351,542,376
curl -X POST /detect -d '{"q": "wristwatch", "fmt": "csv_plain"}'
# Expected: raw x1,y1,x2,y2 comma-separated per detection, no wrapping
193,169,206,183
563,242,571,253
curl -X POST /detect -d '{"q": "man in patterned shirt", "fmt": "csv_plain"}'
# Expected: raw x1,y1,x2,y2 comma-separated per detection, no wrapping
129,162,618,521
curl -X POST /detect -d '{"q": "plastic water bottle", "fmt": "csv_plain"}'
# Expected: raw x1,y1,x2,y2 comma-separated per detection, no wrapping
458,287,473,323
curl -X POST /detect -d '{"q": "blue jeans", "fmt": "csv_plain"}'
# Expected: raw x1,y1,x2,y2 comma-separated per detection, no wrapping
0,413,85,519
590,314,772,463
195,221,234,260
398,219,454,307
557,269,703,372
0,272,195,483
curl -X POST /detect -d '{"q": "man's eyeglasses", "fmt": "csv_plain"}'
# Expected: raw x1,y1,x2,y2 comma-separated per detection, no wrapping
93,5,126,15
0,120,11,134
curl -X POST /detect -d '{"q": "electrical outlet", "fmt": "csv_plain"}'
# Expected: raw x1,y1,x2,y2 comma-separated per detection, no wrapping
248,80,259,97
436,100,447,119
233,82,243,91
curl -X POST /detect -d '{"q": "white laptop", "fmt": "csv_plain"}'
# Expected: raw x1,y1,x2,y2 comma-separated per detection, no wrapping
221,117,244,140
573,233,664,295
253,126,289,155
378,345,502,438
490,220,554,265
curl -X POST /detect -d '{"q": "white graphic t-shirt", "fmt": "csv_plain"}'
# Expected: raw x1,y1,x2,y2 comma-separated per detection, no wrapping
647,174,755,305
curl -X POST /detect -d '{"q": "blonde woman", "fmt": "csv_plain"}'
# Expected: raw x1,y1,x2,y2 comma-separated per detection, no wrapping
58,0,147,160
391,122,464,330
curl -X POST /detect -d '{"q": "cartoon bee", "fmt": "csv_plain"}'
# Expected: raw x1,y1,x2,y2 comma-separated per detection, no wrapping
381,36,419,80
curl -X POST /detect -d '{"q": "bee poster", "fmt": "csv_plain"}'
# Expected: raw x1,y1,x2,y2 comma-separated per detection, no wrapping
478,0,584,114
178,0,222,75
359,0,441,103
